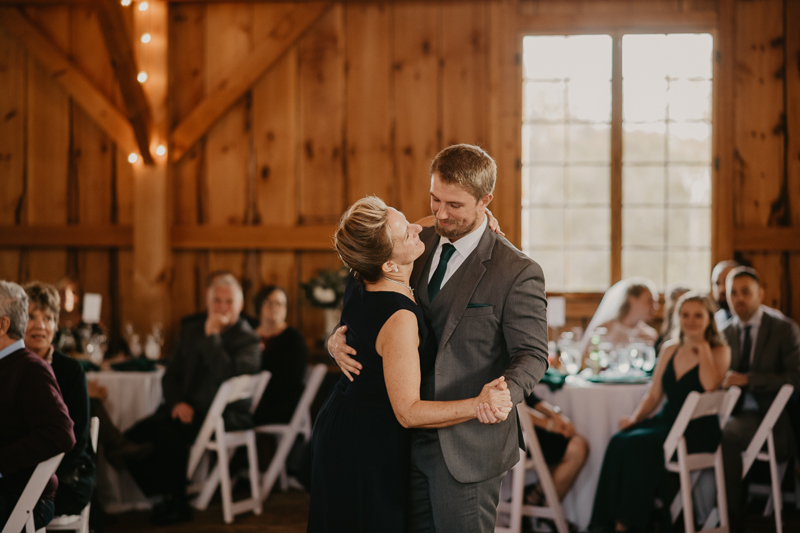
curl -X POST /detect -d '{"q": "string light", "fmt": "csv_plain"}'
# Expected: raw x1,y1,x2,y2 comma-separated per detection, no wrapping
138,2,148,11
128,153,138,164
156,145,166,156
141,33,151,44
137,71,148,83
120,0,131,5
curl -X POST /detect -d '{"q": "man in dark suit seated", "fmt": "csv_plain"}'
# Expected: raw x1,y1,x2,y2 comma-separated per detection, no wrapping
124,273,260,525
0,281,76,530
720,267,800,530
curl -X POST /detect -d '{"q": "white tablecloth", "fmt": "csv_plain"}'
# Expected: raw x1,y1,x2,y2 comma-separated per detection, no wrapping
532,376,651,530
86,369,164,513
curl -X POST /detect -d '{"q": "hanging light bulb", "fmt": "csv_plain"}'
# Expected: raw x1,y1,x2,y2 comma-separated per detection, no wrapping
137,71,148,83
128,153,138,164
141,33,151,44
120,0,131,5
138,2,148,11
156,145,166,156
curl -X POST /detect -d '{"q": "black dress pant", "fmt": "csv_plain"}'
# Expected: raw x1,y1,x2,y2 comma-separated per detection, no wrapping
124,408,202,500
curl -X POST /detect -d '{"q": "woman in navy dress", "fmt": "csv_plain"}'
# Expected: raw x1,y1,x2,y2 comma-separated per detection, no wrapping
589,292,731,532
307,196,512,533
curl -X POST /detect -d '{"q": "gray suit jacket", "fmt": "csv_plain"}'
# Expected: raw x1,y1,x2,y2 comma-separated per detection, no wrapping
723,307,800,413
411,224,549,483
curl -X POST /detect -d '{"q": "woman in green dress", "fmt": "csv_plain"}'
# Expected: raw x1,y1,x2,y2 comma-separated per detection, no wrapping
589,292,730,532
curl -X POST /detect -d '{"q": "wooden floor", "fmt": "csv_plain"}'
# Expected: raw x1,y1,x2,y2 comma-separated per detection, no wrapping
104,488,800,533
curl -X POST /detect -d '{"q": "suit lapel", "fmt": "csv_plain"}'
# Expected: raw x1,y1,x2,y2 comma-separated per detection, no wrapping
437,225,495,350
753,311,772,370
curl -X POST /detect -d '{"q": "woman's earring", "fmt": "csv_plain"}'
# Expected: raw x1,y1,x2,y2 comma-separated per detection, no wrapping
394,266,399,272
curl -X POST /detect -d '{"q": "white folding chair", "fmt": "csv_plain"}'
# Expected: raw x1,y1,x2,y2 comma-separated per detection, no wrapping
46,417,100,533
186,371,271,524
664,387,741,533
2,453,65,533
739,384,794,533
256,363,327,501
495,404,569,533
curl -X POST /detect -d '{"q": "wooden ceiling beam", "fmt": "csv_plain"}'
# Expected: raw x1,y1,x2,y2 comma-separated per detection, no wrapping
93,0,154,164
170,2,330,162
0,7,139,154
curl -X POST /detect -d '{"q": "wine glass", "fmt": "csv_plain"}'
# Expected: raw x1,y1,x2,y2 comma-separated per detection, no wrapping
641,346,657,372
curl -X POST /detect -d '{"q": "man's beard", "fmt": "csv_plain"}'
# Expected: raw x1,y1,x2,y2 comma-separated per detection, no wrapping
434,218,476,241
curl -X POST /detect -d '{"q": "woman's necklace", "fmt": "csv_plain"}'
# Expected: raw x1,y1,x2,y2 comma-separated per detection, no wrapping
382,276,414,295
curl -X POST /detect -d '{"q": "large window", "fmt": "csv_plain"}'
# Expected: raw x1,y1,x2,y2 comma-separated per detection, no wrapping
521,33,713,293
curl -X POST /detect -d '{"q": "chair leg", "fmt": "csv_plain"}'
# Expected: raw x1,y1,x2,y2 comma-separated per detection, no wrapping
677,441,696,533
764,434,783,533
194,464,221,510
714,450,729,533
216,437,234,524
246,432,262,516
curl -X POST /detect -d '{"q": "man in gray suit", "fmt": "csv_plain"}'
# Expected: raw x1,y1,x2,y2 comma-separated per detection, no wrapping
331,144,548,533
720,266,800,528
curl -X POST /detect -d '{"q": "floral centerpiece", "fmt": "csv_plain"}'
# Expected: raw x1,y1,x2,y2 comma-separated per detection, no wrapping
301,267,350,341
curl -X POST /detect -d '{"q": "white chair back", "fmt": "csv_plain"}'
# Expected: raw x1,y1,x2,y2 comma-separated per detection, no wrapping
2,453,65,533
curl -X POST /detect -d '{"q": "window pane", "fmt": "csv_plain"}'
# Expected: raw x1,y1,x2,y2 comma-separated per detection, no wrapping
668,80,712,121
564,35,613,80
524,81,564,121
528,250,565,292
666,249,711,292
523,123,565,164
623,78,668,122
523,36,568,79
667,207,711,247
623,250,665,288
523,166,564,205
567,208,610,247
569,124,611,163
623,165,665,205
568,79,611,122
623,122,666,163
668,122,711,163
526,207,565,247
622,34,667,80
623,206,665,247
567,250,610,292
567,166,610,205
665,34,713,80
667,165,710,205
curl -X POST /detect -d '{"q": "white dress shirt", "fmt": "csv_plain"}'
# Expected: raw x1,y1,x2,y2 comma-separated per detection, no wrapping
0,338,25,362
427,215,488,289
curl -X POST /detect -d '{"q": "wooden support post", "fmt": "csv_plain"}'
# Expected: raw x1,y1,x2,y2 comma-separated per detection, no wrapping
131,0,169,334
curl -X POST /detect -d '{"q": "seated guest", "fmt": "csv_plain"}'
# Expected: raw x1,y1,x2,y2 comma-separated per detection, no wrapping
23,282,95,517
719,267,800,532
589,292,729,532
710,260,739,330
252,285,308,425
581,278,659,356
0,281,76,529
523,393,588,509
124,273,260,525
654,283,690,354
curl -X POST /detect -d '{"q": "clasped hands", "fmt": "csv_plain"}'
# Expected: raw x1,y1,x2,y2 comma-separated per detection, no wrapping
329,325,513,425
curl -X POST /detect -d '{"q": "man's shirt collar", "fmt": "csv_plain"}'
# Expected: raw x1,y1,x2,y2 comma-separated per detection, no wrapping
0,338,26,362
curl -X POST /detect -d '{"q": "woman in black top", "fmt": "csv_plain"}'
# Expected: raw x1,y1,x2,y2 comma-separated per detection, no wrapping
252,285,308,425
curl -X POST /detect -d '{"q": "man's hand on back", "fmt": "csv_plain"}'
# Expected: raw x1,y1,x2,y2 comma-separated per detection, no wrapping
328,325,361,382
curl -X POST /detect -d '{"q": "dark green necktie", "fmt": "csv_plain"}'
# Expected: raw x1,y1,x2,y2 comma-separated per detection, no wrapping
739,325,752,373
428,243,456,302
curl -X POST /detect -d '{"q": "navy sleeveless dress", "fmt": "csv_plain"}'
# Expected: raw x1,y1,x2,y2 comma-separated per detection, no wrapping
307,276,437,533
589,352,722,532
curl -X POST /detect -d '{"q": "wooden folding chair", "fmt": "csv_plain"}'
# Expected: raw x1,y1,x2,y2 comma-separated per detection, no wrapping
186,371,271,524
256,363,327,500
2,453,65,533
495,404,569,533
664,387,741,533
46,417,100,533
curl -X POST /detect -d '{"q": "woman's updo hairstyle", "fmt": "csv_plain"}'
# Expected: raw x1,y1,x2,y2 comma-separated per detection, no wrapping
334,196,394,283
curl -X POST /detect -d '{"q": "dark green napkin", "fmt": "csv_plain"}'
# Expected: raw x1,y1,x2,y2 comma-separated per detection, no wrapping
539,367,567,392
110,358,158,372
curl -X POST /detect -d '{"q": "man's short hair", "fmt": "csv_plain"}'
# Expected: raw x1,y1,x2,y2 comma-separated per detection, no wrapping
207,272,244,302
0,281,29,340
429,144,496,201
711,260,739,283
728,266,760,287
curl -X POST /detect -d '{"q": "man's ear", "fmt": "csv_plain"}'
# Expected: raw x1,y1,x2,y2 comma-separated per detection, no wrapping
479,193,494,211
758,286,765,303
0,316,9,337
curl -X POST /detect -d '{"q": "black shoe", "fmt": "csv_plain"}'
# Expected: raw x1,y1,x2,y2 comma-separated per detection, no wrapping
106,440,155,470
150,499,192,526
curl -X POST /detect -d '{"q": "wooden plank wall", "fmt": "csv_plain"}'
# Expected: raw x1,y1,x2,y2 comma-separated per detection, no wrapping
1,0,799,354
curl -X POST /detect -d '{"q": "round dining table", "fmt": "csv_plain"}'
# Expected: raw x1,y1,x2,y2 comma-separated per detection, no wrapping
531,375,652,530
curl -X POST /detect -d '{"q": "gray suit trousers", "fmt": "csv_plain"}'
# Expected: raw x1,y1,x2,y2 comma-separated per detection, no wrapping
409,430,505,533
